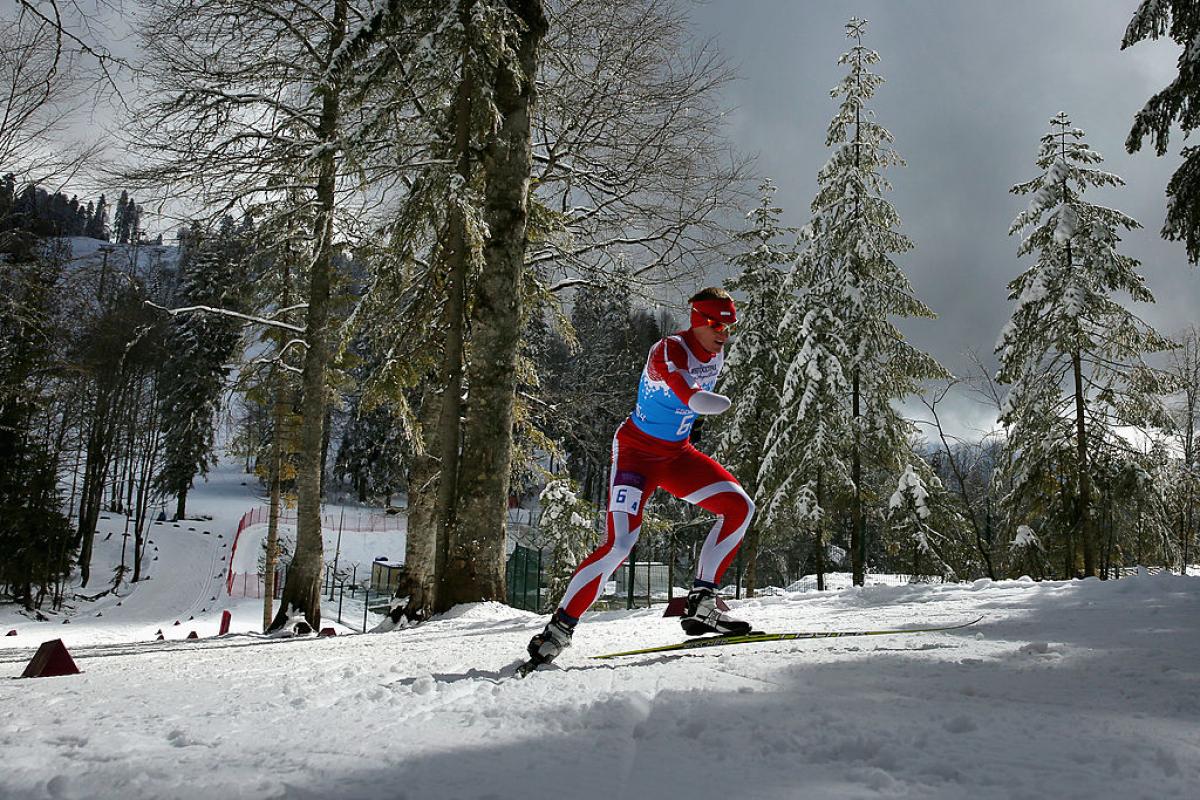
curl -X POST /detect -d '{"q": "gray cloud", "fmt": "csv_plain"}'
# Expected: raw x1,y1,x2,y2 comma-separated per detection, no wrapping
690,0,1199,437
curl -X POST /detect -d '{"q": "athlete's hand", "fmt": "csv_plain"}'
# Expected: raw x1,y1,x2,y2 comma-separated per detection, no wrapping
688,390,731,415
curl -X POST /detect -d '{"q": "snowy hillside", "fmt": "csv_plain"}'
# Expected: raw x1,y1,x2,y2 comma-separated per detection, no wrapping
3,562,1198,797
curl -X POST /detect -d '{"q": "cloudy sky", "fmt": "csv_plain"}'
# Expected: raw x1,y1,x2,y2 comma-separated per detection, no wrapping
684,0,1198,438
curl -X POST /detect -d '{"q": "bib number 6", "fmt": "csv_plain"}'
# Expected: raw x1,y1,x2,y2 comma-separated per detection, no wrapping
609,485,643,514
675,413,696,437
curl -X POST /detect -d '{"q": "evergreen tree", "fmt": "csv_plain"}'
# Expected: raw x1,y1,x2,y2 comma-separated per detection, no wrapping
156,221,248,517
335,403,406,504
997,112,1173,578
85,194,108,240
769,18,948,586
561,278,650,505
538,479,601,607
712,179,793,595
759,233,855,590
113,191,130,244
0,173,15,222
1123,1,1200,263
886,463,955,580
0,247,74,607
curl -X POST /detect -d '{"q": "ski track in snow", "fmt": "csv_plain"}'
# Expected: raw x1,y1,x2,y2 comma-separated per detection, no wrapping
2,463,1200,799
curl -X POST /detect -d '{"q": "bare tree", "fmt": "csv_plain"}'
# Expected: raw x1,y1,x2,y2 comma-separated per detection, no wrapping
531,0,748,292
0,7,99,185
915,374,1001,579
129,0,368,632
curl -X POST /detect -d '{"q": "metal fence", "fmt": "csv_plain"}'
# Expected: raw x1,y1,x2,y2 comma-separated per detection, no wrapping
506,544,545,612
613,561,670,598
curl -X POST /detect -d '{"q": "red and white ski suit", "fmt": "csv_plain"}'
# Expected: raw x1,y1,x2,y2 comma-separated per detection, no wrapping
557,329,755,622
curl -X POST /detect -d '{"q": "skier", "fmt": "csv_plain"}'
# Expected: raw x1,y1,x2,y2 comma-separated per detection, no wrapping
527,287,756,667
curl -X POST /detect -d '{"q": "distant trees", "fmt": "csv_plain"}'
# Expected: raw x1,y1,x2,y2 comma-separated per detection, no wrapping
0,180,107,238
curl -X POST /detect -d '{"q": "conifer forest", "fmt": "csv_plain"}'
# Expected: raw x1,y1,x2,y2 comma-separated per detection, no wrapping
4,0,1200,630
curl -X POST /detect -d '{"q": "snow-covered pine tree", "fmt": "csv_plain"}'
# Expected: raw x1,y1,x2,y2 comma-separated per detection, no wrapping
766,18,948,586
538,479,600,607
1123,0,1200,263
1009,524,1045,579
887,463,956,580
113,191,131,245
334,403,406,504
997,112,1173,578
1167,326,1200,568
712,179,793,596
757,239,853,592
560,275,652,506
157,220,248,518
85,194,107,240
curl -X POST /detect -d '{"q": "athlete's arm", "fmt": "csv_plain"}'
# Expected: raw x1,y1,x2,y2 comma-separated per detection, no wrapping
651,339,701,403
651,339,730,414
687,390,730,415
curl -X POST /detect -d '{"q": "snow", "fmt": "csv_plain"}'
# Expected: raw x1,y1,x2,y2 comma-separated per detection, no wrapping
3,464,1200,798
1011,524,1040,550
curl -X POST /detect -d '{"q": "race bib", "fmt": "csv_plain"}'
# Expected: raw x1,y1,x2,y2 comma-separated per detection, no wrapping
609,471,646,514
609,486,643,514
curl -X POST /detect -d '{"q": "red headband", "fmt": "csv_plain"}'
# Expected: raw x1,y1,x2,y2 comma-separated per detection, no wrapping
690,297,737,329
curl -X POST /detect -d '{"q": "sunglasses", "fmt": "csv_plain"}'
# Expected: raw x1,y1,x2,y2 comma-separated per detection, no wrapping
699,313,737,334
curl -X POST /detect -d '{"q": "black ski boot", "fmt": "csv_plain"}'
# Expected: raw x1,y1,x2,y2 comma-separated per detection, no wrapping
527,611,575,665
681,586,752,636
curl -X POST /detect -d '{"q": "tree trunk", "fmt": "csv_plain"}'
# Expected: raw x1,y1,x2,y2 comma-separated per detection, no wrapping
438,0,547,610
815,471,826,592
77,385,118,588
264,263,292,629
391,384,442,623
268,0,346,633
1071,348,1095,576
851,370,865,586
429,6,480,609
741,472,760,598
175,485,187,520
263,395,285,631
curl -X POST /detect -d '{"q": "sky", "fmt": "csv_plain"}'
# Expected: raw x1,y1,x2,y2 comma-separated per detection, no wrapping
685,0,1199,439
28,0,1197,441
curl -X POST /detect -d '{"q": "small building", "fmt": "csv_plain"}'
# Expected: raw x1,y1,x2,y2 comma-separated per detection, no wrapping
370,559,404,595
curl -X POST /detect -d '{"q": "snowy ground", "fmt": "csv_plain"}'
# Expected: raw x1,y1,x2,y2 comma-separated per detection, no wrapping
2,574,1198,798
0,460,401,647
3,458,1199,799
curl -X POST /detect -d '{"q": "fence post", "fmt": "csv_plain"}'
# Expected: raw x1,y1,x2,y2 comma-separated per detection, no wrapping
525,546,532,610
337,581,344,624
536,548,543,613
363,586,369,632
627,545,636,610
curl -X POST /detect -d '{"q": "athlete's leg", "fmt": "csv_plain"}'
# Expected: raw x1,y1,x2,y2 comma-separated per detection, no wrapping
555,433,658,623
659,447,755,588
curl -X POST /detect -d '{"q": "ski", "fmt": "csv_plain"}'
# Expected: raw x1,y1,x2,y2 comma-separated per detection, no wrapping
589,615,984,660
